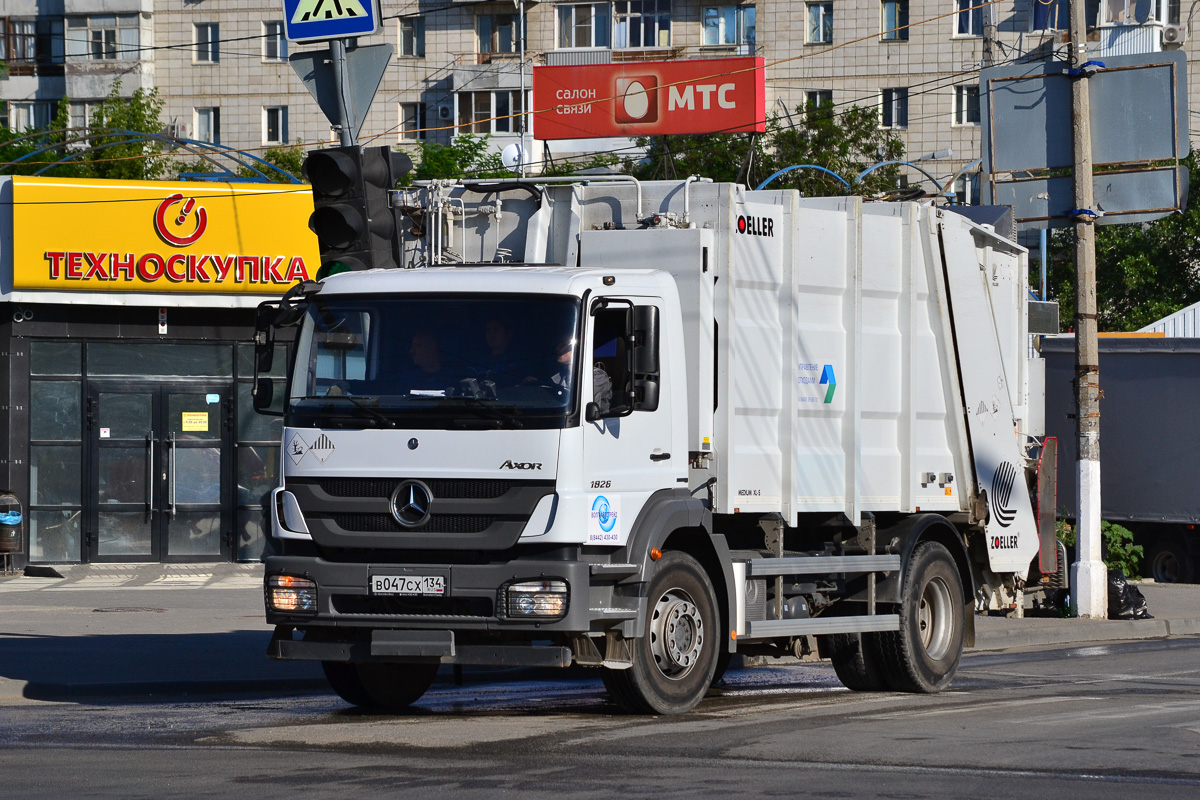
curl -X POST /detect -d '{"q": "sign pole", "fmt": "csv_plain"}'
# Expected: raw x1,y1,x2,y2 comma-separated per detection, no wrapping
330,38,356,147
1068,0,1106,618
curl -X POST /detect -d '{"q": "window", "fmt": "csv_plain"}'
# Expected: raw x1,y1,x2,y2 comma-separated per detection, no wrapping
6,101,56,131
557,1,671,49
194,23,219,63
954,85,980,125
65,15,138,61
458,91,526,135
68,102,92,138
400,17,425,56
703,6,756,48
264,107,288,145
881,0,909,41
613,0,671,48
956,0,983,35
952,173,980,205
4,18,65,65
263,21,286,60
478,13,516,54
195,107,220,143
1031,0,1099,29
881,87,908,128
558,3,610,47
806,89,833,107
806,3,833,44
400,102,427,141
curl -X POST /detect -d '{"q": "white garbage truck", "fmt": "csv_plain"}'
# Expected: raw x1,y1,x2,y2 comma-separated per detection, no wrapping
254,178,1057,714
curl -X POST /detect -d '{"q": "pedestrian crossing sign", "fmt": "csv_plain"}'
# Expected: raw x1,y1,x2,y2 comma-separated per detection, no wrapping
282,0,381,43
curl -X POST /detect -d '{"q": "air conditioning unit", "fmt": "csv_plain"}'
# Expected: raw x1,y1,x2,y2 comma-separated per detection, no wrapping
437,104,452,121
1163,24,1187,46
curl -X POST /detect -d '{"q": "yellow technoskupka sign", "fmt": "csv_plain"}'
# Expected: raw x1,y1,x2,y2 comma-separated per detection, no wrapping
12,177,320,293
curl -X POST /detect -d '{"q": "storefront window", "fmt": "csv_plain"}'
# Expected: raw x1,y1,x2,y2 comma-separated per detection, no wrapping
30,382,80,440
29,510,81,562
30,445,81,506
236,342,285,562
30,341,81,375
88,342,232,377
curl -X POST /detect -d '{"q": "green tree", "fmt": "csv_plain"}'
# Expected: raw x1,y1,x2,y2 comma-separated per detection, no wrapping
628,133,765,184
83,81,167,181
235,145,306,183
409,134,508,182
765,100,905,196
1046,153,1200,331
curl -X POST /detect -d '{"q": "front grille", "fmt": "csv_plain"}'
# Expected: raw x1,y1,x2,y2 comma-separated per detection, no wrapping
318,478,514,499
333,513,494,534
332,594,493,617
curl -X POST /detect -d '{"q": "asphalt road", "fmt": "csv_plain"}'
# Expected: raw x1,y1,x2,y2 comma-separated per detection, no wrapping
0,637,1197,799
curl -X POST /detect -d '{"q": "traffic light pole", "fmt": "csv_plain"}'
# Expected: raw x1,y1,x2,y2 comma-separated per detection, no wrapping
330,38,356,147
1069,0,1106,618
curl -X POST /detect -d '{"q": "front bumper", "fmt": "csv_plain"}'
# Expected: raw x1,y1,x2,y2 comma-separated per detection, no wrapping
264,554,595,634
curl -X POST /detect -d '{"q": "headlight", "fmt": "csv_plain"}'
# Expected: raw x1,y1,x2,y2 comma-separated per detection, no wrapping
266,574,317,614
502,579,569,619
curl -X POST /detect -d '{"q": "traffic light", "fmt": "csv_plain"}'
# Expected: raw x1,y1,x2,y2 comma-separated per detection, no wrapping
303,144,413,273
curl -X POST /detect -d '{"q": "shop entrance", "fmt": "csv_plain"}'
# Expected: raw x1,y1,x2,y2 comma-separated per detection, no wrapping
87,384,233,562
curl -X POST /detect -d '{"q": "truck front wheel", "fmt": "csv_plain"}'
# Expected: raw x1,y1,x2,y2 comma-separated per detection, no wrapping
877,541,964,693
322,661,439,710
603,551,719,714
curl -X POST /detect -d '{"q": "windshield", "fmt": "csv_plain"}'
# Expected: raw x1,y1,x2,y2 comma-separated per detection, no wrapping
287,293,582,429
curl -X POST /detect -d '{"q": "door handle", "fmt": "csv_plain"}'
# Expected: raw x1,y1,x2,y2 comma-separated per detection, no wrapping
650,452,671,462
169,431,177,518
146,431,156,520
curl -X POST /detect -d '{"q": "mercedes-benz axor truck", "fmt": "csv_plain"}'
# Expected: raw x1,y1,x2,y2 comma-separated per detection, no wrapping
254,178,1056,714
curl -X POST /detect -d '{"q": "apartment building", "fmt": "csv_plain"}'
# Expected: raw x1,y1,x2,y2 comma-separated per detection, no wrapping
1,2,1191,193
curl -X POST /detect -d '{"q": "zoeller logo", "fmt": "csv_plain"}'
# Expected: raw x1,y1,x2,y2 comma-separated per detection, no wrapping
990,461,1018,528
500,460,542,470
736,215,775,237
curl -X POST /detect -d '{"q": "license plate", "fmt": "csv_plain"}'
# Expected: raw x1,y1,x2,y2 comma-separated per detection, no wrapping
371,574,446,596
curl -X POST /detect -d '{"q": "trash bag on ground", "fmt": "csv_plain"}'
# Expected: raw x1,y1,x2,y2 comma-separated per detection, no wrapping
1107,569,1154,620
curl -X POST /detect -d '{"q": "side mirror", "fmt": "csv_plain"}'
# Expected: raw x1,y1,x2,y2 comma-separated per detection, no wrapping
253,377,277,415
633,305,659,374
585,402,601,423
635,376,659,411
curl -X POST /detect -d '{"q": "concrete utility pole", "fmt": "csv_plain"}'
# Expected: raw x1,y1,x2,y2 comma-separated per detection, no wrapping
1068,0,1106,618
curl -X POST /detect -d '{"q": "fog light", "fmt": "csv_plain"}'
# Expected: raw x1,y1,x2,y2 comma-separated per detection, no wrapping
503,580,568,618
266,574,317,614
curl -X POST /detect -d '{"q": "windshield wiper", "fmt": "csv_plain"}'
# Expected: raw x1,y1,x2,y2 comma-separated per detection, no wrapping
309,395,397,428
452,396,524,429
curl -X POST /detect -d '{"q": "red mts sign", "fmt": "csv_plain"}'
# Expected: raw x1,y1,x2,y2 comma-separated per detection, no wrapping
533,57,765,140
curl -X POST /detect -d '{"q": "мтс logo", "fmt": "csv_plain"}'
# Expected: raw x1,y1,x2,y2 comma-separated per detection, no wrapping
614,76,658,124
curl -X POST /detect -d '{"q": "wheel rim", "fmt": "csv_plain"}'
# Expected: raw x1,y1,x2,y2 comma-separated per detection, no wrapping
918,576,954,661
1153,550,1179,583
649,588,704,680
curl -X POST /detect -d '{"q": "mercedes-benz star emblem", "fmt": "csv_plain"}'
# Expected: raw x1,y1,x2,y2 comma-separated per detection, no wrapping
391,480,433,528
408,438,419,450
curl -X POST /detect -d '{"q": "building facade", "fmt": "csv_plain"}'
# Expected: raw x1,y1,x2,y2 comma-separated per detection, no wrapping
1,2,1193,194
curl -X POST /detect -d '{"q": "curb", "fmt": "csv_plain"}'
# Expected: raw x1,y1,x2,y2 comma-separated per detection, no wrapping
971,617,1200,651
0,677,329,703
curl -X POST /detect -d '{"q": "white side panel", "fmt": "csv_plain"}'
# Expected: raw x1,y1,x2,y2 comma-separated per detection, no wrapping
937,214,1040,574
717,199,788,513
789,198,855,518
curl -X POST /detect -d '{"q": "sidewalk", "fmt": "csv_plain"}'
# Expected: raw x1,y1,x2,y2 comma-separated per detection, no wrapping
1,565,1197,703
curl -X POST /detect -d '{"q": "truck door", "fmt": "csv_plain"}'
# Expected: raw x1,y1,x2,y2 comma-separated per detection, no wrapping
582,300,676,545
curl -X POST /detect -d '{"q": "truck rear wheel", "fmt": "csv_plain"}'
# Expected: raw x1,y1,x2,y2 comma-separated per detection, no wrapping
1149,538,1195,584
877,541,964,693
603,551,719,714
322,661,439,710
824,632,890,691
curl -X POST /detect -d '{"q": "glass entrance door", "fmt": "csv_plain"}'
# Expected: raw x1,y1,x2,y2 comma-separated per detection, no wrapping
88,384,232,562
